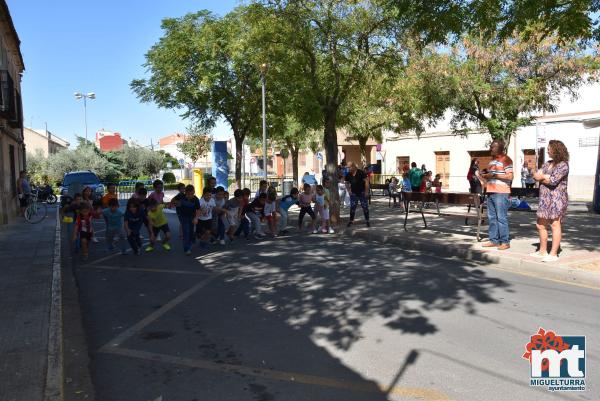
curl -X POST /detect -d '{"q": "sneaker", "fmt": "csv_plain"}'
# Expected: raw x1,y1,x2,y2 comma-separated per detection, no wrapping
347,221,353,227
542,254,559,263
312,229,319,234
162,243,171,251
366,221,371,228
328,227,335,234
145,245,154,252
219,239,226,245
321,228,327,234
529,251,548,258
91,237,99,243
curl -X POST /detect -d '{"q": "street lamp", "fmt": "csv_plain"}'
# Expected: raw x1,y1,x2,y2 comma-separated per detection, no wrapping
74,91,96,142
260,63,268,179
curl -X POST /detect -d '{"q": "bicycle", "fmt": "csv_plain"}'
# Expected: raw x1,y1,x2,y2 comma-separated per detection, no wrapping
24,189,48,224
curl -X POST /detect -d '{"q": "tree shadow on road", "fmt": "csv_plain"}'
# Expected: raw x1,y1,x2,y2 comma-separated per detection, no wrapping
211,235,512,351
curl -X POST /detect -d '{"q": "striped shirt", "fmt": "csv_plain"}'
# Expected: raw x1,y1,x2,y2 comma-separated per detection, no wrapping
486,155,513,194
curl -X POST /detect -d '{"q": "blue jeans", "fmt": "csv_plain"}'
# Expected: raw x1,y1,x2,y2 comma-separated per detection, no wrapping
487,193,510,244
181,217,195,252
349,193,369,222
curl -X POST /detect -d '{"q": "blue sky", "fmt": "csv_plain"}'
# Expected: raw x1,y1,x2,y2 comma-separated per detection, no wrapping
7,0,239,148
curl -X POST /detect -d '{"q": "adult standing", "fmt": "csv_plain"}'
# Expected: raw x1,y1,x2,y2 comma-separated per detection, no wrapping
467,159,483,194
17,170,31,216
345,162,370,227
480,139,514,250
408,162,423,192
531,140,570,262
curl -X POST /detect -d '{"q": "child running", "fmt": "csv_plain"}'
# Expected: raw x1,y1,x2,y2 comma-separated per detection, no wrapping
277,187,298,235
264,191,279,236
175,185,201,255
170,183,187,239
72,203,94,260
124,199,145,255
102,198,126,254
197,187,216,242
146,198,171,252
298,183,316,233
101,183,118,208
244,192,267,238
314,184,333,233
148,179,165,203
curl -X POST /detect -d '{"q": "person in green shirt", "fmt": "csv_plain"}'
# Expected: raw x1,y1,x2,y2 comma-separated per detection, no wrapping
146,198,171,252
408,162,423,192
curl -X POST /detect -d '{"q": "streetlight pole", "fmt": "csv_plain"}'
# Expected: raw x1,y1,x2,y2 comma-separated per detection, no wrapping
260,63,268,180
74,92,96,142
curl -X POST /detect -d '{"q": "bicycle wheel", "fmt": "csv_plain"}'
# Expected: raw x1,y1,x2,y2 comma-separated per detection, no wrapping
25,201,47,224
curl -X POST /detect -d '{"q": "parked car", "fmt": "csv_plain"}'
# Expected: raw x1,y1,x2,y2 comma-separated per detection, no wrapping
59,170,104,206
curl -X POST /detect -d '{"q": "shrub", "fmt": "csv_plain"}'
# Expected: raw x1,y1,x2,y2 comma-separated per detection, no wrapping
162,172,176,183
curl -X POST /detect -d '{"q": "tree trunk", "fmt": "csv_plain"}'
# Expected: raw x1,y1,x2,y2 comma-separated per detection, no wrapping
358,137,368,167
323,108,341,225
234,132,243,189
291,148,299,187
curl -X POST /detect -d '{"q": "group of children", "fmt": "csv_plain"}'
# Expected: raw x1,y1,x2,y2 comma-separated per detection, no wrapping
61,177,336,259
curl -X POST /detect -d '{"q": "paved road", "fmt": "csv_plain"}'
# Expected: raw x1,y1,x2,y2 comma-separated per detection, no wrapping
66,212,600,401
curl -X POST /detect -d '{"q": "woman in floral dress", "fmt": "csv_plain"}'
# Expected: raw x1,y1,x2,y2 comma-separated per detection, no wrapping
531,140,570,262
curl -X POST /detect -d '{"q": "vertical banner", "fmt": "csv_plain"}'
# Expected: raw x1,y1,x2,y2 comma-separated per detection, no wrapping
212,141,229,190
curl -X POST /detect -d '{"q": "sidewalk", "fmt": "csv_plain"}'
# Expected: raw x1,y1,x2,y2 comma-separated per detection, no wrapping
333,198,600,288
0,207,60,401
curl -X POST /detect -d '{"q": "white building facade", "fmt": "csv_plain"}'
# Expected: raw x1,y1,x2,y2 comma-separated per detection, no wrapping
382,84,600,201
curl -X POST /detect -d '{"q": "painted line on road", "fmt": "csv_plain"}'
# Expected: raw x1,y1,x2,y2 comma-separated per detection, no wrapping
44,208,63,401
82,264,211,276
102,347,454,401
99,273,220,350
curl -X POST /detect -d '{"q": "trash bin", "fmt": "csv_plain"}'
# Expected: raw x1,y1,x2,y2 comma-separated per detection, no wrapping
193,168,204,198
282,179,293,196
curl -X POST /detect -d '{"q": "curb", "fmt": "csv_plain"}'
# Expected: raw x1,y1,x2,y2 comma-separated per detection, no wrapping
337,227,600,290
44,209,64,401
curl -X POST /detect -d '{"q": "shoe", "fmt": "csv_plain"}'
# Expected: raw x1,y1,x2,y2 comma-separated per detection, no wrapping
312,229,319,234
529,251,547,258
497,244,511,250
219,239,226,245
162,243,171,251
185,250,192,256
366,221,371,227
328,227,335,234
321,228,327,234
481,242,498,248
254,233,265,239
92,237,99,243
542,254,559,263
145,245,154,252
134,249,141,255
347,221,353,227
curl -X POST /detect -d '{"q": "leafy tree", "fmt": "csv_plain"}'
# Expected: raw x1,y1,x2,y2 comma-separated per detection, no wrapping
412,30,599,140
260,1,397,177
25,150,48,184
131,9,263,187
162,172,176,183
271,116,321,183
177,128,212,164
158,150,179,169
142,148,165,178
45,147,111,182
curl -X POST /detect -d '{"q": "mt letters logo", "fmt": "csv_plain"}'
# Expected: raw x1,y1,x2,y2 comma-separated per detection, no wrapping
523,327,586,392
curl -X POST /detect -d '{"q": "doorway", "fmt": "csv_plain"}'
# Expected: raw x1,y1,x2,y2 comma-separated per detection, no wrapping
396,156,410,174
434,151,450,189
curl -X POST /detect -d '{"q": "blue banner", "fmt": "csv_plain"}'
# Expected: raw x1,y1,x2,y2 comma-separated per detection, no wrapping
212,141,229,190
